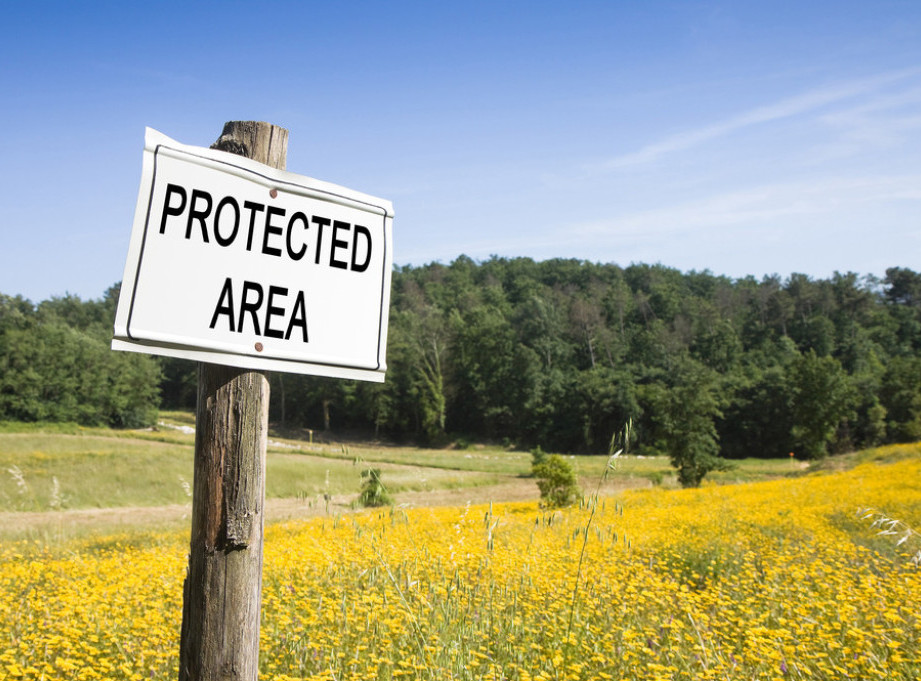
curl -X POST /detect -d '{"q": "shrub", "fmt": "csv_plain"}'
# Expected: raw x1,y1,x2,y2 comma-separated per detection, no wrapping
530,445,547,469
357,468,393,508
532,454,581,508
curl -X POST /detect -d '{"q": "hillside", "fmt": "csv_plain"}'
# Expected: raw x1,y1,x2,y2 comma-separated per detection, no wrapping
3,261,920,472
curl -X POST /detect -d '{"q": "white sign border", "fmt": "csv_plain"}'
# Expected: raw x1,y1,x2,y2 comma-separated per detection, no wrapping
113,128,394,383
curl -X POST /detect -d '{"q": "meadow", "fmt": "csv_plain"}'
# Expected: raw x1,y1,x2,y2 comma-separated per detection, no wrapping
0,412,806,523
1,422,920,680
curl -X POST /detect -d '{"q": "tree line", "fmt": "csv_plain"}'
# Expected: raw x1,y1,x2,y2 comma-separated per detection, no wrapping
2,259,920,473
0,286,160,428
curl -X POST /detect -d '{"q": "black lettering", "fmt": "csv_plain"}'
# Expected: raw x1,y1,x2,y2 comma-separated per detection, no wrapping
243,201,265,251
186,189,213,242
285,212,308,261
238,281,264,335
213,196,240,247
351,224,372,272
264,285,287,339
209,278,236,332
159,184,187,234
311,216,330,265
286,290,309,342
262,206,285,257
330,220,350,270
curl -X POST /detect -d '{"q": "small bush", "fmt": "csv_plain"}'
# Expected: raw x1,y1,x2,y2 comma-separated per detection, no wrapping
454,437,473,451
357,468,393,508
530,445,547,469
532,454,581,508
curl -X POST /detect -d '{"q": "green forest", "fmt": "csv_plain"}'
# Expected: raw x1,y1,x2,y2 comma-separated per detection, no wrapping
2,258,920,471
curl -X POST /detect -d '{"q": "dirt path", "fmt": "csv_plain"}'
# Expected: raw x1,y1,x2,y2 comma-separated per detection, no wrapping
0,476,647,539
0,478,542,538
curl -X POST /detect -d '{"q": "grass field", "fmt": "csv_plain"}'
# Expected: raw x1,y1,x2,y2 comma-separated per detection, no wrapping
0,411,810,517
2,418,920,680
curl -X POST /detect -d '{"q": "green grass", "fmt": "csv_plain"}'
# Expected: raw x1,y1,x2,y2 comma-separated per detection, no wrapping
265,451,505,500
4,411,909,521
818,440,921,468
572,451,672,486
264,438,534,475
158,409,197,428
0,410,525,517
0,431,507,515
0,433,194,510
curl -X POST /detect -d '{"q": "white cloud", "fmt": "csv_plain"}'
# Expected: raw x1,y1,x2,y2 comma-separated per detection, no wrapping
815,84,921,155
397,173,921,268
595,67,921,171
571,174,921,240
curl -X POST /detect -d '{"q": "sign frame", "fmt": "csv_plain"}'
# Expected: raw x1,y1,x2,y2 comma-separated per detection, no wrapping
112,128,394,382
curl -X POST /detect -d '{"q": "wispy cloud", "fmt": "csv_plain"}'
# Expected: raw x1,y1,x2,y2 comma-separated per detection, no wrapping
815,84,921,155
396,173,921,266
571,174,921,240
595,67,921,171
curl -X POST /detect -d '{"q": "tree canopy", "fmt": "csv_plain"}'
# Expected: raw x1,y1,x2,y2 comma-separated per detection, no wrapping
0,285,160,428
3,260,920,480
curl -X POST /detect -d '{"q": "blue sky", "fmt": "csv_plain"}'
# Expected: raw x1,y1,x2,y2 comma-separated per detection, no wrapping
2,1,920,302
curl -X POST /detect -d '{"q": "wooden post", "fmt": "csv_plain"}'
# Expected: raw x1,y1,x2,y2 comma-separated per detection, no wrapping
179,121,288,681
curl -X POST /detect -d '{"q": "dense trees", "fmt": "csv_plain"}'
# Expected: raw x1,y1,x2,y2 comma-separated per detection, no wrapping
2,259,920,486
0,286,160,427
365,259,919,474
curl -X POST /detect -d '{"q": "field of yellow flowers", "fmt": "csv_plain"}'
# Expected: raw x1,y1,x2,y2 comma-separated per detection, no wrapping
2,446,921,681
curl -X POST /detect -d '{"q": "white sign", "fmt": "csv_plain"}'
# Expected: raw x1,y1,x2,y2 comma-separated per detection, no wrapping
113,128,394,382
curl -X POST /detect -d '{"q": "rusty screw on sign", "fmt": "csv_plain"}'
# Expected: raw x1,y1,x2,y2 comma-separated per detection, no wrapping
269,188,278,199
254,342,264,352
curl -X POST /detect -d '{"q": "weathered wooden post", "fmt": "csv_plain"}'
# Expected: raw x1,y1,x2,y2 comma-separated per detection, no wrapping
178,121,287,681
